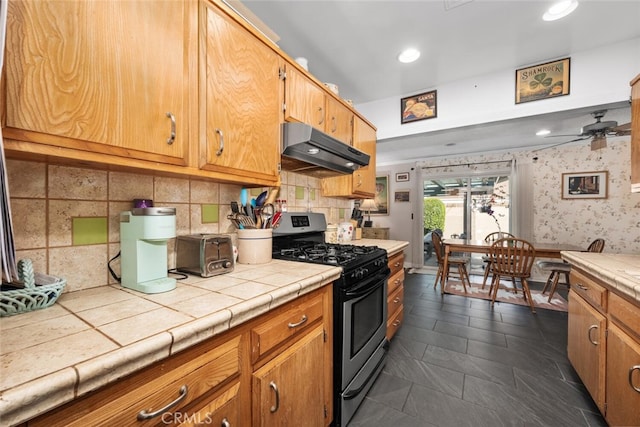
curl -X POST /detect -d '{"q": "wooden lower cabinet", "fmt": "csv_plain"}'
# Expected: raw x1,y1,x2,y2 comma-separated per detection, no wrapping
567,290,607,412
566,267,640,426
26,285,333,427
386,251,405,340
252,325,326,426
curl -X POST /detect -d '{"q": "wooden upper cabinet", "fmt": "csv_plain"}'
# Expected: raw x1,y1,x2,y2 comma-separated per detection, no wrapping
321,116,377,198
283,66,326,130
630,74,640,193
199,1,281,181
4,0,190,165
325,96,354,145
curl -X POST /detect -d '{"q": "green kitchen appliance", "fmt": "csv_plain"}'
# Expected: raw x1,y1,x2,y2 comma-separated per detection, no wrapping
119,207,177,294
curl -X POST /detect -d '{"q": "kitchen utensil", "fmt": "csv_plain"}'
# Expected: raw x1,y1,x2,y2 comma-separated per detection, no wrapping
265,187,280,205
260,203,275,228
240,188,248,207
255,190,268,207
230,201,239,214
271,211,282,228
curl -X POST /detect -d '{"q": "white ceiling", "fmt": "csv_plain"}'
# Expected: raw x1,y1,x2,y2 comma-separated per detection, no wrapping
239,0,640,162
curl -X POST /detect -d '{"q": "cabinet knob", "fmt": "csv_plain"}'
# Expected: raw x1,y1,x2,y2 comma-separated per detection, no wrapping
166,112,176,145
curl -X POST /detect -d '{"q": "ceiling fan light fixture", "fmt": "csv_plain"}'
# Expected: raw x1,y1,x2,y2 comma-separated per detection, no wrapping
536,129,551,136
543,0,579,21
398,48,420,63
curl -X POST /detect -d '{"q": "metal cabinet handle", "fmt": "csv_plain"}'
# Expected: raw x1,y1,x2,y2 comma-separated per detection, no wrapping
577,283,589,291
221,417,231,427
629,365,640,393
331,116,337,133
317,107,324,125
393,297,401,303
137,385,188,420
392,319,401,326
166,112,176,145
269,381,280,413
215,128,224,156
288,314,308,328
587,325,599,345
356,173,362,187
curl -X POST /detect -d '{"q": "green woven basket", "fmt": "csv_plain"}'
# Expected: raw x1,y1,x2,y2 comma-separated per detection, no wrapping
0,260,66,317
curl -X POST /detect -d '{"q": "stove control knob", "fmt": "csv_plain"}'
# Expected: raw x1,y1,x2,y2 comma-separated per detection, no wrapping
354,267,369,280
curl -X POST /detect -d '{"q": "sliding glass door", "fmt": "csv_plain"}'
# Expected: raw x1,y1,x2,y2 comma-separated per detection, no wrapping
422,173,511,271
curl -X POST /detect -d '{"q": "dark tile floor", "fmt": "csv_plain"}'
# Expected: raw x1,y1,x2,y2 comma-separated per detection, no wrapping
348,271,608,427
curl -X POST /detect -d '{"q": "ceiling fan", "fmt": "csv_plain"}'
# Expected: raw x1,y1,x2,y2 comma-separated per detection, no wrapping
545,110,631,151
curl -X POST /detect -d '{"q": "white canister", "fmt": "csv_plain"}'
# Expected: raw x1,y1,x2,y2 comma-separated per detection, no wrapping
338,222,353,243
237,229,272,264
295,57,309,71
325,224,338,244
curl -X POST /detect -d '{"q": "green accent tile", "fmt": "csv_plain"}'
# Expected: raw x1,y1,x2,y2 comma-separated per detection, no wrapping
295,186,305,200
250,188,262,196
202,204,219,223
72,217,107,246
309,189,316,201
339,208,346,219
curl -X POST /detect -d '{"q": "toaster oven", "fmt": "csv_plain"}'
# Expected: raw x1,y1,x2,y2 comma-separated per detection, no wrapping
176,234,234,277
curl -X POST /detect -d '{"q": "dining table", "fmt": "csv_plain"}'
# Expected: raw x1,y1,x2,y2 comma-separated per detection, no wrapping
441,238,584,294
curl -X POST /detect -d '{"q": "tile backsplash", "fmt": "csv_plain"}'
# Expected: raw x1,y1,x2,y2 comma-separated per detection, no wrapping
6,160,352,292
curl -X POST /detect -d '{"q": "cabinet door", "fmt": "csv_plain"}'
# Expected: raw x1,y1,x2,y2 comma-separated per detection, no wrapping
200,1,280,181
5,0,189,165
567,291,607,412
631,75,640,192
252,325,326,427
605,324,640,426
283,66,326,130
325,97,353,145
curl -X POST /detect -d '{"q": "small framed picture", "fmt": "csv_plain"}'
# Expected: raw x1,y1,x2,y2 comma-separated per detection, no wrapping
396,172,410,182
374,176,389,215
562,171,608,199
394,190,410,203
401,90,437,124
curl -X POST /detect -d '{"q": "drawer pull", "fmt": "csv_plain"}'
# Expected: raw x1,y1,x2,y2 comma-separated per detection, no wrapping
392,319,401,326
222,417,231,427
215,128,224,156
288,314,308,329
576,283,589,291
630,365,640,393
393,297,401,303
166,112,176,145
137,385,188,420
587,325,599,345
269,381,280,413
394,262,401,267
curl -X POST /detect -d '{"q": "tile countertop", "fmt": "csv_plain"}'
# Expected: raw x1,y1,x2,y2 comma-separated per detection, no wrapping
561,251,640,302
0,239,408,426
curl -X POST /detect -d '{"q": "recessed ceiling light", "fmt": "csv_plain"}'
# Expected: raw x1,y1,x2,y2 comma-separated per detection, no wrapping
536,129,551,136
398,48,420,63
543,0,579,21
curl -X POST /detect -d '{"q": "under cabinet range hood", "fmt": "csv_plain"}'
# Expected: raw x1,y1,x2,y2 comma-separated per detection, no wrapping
281,123,370,178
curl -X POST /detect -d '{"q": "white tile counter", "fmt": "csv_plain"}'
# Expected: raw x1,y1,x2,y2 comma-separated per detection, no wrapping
561,251,640,302
0,260,341,426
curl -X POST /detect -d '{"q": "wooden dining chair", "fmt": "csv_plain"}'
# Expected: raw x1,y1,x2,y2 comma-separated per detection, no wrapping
481,232,516,289
432,231,470,293
488,237,537,313
537,238,605,302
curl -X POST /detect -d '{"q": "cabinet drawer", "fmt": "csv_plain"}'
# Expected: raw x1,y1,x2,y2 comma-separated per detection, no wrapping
31,335,242,427
388,252,404,278
609,292,640,340
251,291,324,363
388,284,404,320
388,269,404,297
570,270,607,311
174,382,240,427
387,306,404,340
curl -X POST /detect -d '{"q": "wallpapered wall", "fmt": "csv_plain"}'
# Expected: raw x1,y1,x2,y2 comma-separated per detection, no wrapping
5,160,353,292
377,139,640,268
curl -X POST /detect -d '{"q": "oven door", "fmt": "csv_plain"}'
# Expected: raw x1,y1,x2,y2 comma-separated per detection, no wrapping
340,270,388,389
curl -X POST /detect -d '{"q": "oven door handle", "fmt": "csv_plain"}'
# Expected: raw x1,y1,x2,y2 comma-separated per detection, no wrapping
344,269,390,298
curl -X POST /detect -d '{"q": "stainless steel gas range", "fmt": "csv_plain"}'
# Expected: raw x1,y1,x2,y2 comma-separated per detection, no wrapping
272,212,390,426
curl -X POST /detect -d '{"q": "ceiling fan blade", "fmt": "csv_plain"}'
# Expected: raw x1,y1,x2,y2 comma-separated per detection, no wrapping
613,121,631,132
544,134,582,138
